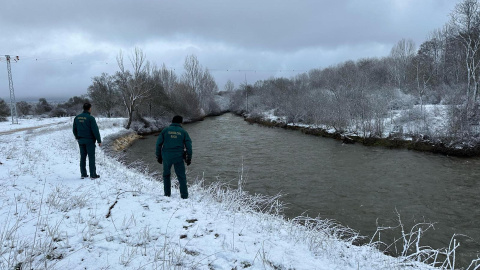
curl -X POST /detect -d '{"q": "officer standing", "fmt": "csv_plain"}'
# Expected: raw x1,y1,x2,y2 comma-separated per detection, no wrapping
156,115,192,199
73,103,101,179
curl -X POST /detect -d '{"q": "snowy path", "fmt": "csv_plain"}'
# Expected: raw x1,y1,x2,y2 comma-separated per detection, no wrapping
0,118,435,269
0,122,68,135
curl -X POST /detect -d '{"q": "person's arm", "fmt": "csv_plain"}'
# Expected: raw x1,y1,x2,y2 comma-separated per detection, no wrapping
184,131,192,159
91,117,102,145
72,117,78,140
155,130,165,159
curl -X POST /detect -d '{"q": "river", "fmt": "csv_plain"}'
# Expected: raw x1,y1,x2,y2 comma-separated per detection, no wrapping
122,113,480,267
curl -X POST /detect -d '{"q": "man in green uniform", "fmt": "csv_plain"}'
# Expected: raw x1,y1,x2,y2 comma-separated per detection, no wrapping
73,103,102,179
156,115,192,199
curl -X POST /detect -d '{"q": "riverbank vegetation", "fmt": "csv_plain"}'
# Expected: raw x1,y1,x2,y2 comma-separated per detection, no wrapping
227,0,480,156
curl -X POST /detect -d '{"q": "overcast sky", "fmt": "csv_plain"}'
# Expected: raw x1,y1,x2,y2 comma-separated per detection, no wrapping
0,0,459,100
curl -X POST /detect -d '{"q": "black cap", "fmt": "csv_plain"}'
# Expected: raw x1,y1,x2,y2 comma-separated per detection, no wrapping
172,115,183,124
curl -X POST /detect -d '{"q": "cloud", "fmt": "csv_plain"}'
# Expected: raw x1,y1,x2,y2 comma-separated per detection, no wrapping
0,0,459,99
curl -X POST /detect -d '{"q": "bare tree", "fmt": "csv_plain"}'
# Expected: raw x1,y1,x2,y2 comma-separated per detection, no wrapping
182,55,203,93
182,55,218,114
170,82,202,118
450,0,480,105
390,39,416,89
224,79,235,92
88,73,118,117
115,48,155,129
143,64,171,117
160,63,177,94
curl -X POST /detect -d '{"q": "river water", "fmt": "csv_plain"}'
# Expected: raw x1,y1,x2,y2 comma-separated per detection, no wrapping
123,113,480,267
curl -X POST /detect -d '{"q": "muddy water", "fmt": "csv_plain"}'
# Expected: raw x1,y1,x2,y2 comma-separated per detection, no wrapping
123,113,480,267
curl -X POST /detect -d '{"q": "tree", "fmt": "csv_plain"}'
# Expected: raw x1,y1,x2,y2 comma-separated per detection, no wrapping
182,55,218,115
115,48,155,129
170,82,202,118
35,98,53,115
159,63,177,94
224,79,235,92
450,0,480,104
88,73,118,117
0,98,9,121
16,101,32,116
63,96,90,116
390,39,416,89
143,64,170,117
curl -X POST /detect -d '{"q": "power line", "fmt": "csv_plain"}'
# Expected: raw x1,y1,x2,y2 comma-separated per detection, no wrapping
0,54,313,72
0,54,318,87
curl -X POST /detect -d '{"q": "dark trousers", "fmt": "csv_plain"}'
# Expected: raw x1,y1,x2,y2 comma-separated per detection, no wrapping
162,155,188,199
79,141,96,177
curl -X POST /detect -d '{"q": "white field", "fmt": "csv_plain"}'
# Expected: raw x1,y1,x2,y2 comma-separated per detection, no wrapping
0,117,440,269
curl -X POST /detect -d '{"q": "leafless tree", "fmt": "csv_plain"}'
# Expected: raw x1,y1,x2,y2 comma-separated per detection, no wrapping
224,79,235,92
450,0,480,105
160,63,177,94
88,73,118,117
170,82,202,118
390,39,416,89
115,48,155,129
182,55,218,115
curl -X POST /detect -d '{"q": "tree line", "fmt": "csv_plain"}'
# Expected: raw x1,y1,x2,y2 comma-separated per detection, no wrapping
0,50,220,129
229,0,480,141
0,97,90,121
89,49,220,129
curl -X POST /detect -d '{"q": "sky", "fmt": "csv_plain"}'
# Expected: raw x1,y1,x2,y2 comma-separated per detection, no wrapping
0,0,459,100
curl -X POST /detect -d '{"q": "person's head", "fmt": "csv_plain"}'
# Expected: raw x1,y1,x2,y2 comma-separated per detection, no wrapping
172,115,183,124
83,103,92,112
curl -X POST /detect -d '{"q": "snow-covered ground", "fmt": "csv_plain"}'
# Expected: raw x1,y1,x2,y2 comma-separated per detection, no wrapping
261,105,451,139
0,116,71,134
0,117,442,269
384,105,450,138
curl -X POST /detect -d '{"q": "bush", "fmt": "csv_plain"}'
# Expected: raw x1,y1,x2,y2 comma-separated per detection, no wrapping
0,98,10,121
49,107,68,117
35,98,53,115
16,101,32,116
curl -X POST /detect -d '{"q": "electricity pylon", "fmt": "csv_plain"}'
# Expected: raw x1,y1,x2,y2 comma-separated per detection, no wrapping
4,55,19,124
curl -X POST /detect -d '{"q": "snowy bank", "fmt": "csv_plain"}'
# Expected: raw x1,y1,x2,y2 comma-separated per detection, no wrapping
242,107,480,157
0,117,444,269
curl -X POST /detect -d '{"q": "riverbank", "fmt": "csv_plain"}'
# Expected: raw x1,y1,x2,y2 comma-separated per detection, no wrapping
128,110,230,137
109,112,231,154
240,112,480,157
0,117,448,269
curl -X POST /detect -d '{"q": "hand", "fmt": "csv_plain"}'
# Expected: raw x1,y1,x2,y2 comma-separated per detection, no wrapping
157,157,163,164
186,159,191,166
98,143,102,147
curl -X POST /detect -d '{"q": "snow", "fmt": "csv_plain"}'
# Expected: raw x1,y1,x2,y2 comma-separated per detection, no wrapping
0,117,437,269
258,105,451,140
384,105,450,138
0,116,71,134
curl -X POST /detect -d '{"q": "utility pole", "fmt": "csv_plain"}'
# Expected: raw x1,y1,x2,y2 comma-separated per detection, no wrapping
4,55,19,124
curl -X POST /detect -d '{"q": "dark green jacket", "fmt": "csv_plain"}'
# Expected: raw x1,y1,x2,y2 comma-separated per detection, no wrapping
156,123,192,159
73,111,102,144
